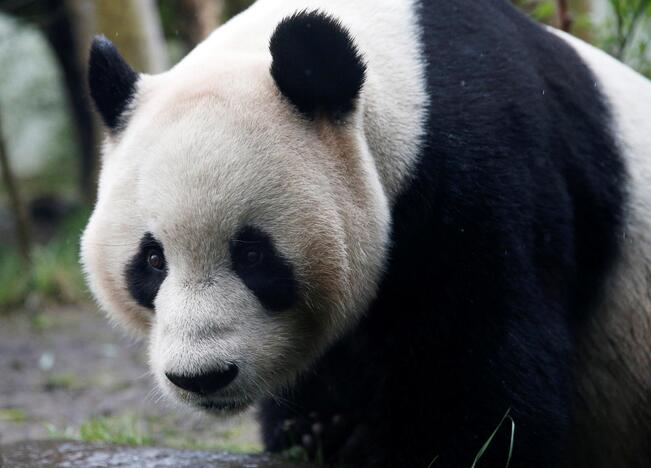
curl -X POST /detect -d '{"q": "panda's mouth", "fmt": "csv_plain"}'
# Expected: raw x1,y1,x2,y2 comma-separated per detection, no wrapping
196,399,252,413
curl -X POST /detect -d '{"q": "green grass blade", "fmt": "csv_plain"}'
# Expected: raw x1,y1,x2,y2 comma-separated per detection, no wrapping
471,408,515,468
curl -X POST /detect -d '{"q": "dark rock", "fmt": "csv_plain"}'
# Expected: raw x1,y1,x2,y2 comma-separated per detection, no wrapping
0,440,311,468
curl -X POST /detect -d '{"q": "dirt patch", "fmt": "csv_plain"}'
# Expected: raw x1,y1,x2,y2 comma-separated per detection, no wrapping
0,305,261,451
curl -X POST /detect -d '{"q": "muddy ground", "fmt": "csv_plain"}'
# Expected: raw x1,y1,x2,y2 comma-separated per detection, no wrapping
0,304,261,451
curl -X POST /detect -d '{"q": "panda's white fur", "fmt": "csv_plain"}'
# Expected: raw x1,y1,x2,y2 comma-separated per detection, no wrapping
82,0,425,411
551,30,651,465
184,0,428,201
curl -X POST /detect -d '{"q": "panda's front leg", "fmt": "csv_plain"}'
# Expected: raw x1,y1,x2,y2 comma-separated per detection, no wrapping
259,324,385,463
259,262,573,467
436,324,572,468
358,303,574,468
259,399,359,463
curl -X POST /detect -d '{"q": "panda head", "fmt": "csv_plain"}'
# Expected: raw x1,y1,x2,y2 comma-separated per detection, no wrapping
81,11,390,412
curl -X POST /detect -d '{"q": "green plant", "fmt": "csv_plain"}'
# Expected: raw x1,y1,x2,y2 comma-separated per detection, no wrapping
513,0,558,23
513,0,651,77
0,407,27,422
0,208,90,310
591,0,651,77
471,409,515,468
43,372,81,391
605,0,651,58
47,415,153,446
46,412,263,453
0,247,31,307
426,410,515,467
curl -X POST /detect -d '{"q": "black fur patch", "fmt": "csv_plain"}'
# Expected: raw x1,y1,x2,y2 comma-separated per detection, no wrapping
125,233,167,310
269,11,366,118
88,35,139,132
230,226,297,313
261,1,627,467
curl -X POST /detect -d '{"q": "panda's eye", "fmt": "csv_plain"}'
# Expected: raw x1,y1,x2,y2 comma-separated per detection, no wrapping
147,249,165,271
126,233,167,310
230,226,297,312
244,248,263,267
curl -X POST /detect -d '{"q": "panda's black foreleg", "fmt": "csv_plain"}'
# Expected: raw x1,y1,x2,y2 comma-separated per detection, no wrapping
435,335,572,468
357,302,574,468
259,329,379,464
259,304,573,467
259,399,358,463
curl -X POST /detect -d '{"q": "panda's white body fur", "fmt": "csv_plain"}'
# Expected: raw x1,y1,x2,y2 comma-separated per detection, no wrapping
81,0,651,466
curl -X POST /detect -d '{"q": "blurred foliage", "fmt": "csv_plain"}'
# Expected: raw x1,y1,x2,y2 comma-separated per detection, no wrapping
599,0,651,75
514,0,651,76
0,14,77,184
514,0,560,22
221,0,255,21
158,0,254,60
0,208,89,310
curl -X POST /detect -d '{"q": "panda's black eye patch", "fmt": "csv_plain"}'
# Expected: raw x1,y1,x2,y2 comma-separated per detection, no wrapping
230,226,296,313
126,233,167,310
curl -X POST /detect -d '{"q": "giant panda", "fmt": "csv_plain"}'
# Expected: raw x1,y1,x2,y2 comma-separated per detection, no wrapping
80,0,651,466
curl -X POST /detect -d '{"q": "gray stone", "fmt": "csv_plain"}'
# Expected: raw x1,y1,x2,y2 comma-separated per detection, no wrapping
0,441,309,468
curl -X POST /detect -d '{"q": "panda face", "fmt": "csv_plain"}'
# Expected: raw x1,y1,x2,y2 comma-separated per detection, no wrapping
81,49,390,411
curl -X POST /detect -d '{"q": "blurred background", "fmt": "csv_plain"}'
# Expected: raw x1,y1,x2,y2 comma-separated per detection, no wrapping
0,0,649,455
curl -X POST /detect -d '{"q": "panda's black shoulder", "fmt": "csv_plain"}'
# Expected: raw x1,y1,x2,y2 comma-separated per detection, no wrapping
397,0,627,323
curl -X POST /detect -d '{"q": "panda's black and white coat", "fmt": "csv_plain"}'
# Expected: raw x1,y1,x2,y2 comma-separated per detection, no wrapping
82,0,651,467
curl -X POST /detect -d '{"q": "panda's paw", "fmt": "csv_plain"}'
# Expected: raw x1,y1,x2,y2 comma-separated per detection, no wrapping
280,412,352,462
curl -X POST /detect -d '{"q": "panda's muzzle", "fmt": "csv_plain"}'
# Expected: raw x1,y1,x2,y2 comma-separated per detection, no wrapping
165,363,238,395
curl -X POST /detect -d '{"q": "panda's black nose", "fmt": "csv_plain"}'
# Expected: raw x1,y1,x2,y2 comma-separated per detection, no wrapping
165,364,238,395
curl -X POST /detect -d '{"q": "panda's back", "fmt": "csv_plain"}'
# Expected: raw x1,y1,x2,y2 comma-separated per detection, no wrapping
414,3,651,465
381,1,651,465
551,29,651,468
416,3,651,466
409,0,628,324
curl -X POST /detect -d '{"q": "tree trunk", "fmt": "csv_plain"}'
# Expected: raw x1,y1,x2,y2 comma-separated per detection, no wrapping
39,0,101,204
95,0,168,73
0,108,32,266
0,0,103,204
180,0,224,45
558,0,573,31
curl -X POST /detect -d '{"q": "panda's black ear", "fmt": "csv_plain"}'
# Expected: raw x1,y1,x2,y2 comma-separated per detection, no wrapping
269,11,366,119
88,35,139,132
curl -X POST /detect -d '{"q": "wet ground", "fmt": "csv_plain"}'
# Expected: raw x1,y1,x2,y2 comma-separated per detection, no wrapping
0,441,308,467
0,305,261,451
